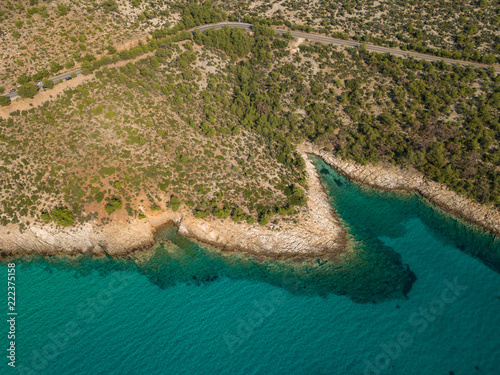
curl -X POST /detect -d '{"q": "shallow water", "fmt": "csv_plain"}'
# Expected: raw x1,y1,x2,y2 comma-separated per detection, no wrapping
1,158,499,374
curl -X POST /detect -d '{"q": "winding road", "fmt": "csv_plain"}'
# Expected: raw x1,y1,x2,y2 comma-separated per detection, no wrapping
197,22,499,73
3,22,498,100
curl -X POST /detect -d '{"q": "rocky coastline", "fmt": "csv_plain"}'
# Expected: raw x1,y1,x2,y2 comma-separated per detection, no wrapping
1,144,498,259
0,151,347,259
174,148,347,260
299,143,500,237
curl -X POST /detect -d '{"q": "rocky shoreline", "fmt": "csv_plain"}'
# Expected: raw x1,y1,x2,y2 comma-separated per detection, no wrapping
0,151,348,259
299,143,500,237
174,149,347,260
1,145,498,259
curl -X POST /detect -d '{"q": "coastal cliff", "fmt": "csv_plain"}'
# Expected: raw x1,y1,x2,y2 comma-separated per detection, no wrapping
299,143,500,237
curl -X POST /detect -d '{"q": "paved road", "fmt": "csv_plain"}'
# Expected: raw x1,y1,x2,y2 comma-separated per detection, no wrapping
3,22,498,100
5,69,82,100
196,22,500,73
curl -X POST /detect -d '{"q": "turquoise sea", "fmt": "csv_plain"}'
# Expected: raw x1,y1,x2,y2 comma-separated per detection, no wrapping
2,157,500,375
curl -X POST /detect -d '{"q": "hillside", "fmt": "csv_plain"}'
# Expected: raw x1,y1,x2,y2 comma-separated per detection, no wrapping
0,2,498,239
216,0,500,63
0,35,306,229
0,0,178,91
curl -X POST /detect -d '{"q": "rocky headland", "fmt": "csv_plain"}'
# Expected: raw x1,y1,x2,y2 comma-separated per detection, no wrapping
0,150,347,259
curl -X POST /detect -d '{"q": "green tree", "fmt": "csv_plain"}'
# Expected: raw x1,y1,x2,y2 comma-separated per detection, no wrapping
105,197,122,214
166,196,182,211
50,207,74,227
17,83,38,99
95,192,105,203
65,60,75,69
32,69,49,81
17,75,31,85
57,3,69,16
106,45,117,54
101,0,118,12
0,96,11,106
258,214,269,226
49,61,63,74
42,79,54,89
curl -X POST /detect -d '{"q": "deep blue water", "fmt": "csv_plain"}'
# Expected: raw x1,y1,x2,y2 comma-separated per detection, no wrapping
1,158,500,375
